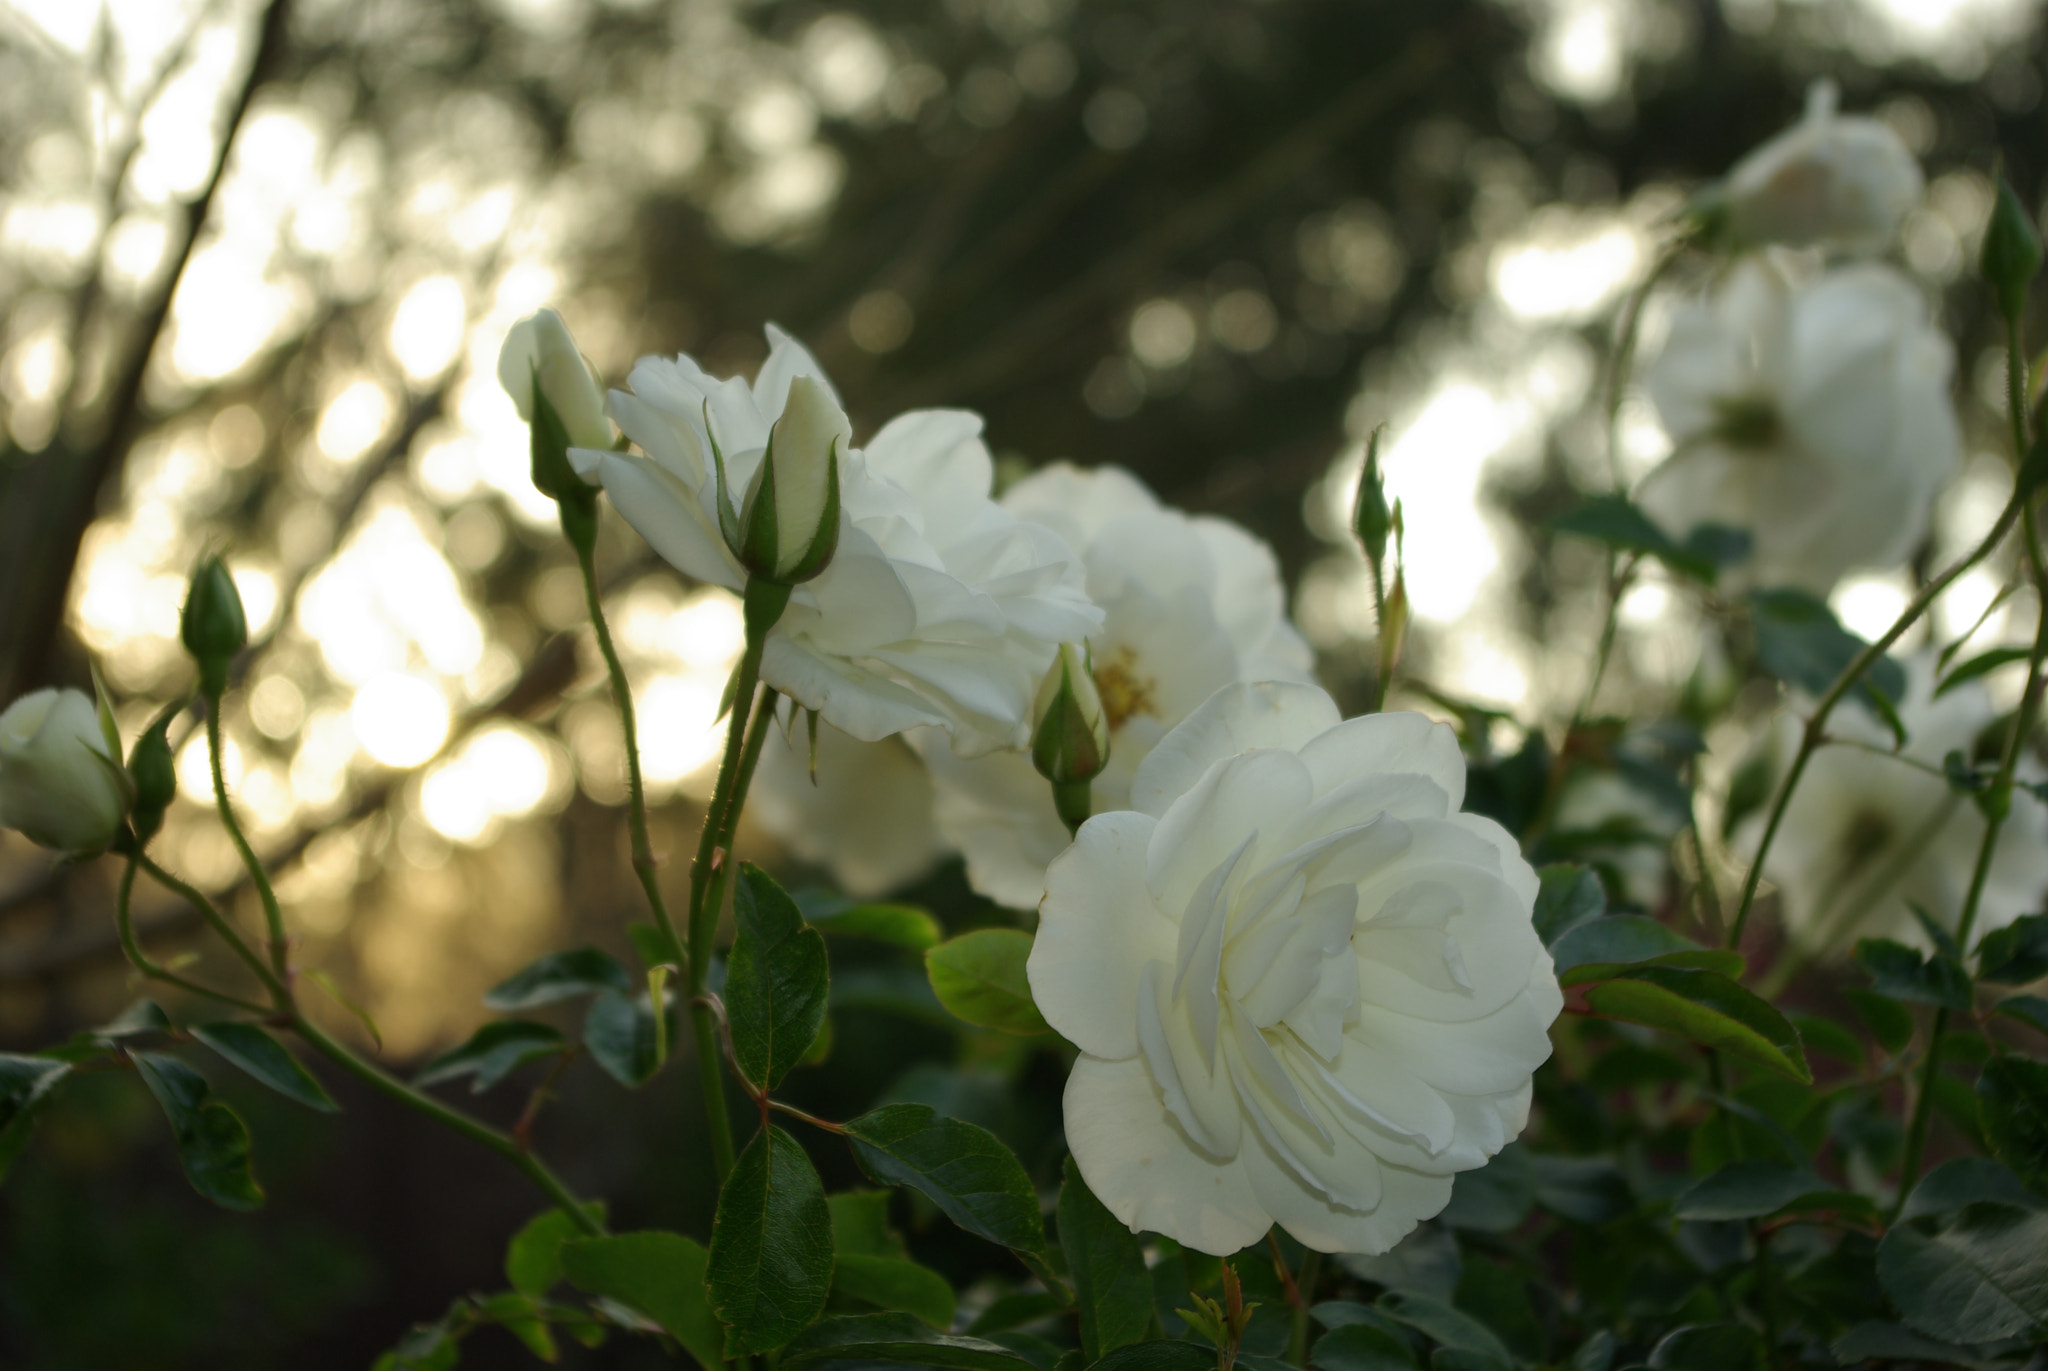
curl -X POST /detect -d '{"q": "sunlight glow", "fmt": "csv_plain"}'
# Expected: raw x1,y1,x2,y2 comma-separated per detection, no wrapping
390,276,469,380
1379,383,1516,622
1491,214,1643,322
419,725,557,843
351,673,451,768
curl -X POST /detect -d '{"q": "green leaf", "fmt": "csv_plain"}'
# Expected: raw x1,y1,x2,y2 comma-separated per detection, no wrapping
829,1189,904,1258
0,1053,70,1132
1530,1153,1634,1224
1994,994,2048,1037
1531,865,1605,946
1552,493,1716,581
415,1021,567,1093
1058,1156,1152,1361
583,989,663,1087
1721,749,1775,841
1787,1012,1862,1067
1747,587,1906,725
781,1313,1039,1369
1646,1322,1764,1370
843,1103,1050,1260
473,1289,557,1362
1374,1290,1513,1365
1312,1322,1421,1370
1977,913,2048,985
1981,172,2042,327
1439,1143,1535,1234
1089,1340,1216,1371
727,864,830,1090
484,948,632,1010
95,998,173,1040
1670,1160,1873,1224
926,929,1049,1035
1845,987,1914,1054
561,1230,722,1370
506,1203,607,1297
833,1253,956,1329
1830,1322,1990,1366
1936,646,2034,700
1900,1158,2045,1221
1579,966,1811,1082
1877,1202,2048,1343
1855,938,1973,1012
707,1125,834,1355
130,1051,263,1211
967,1292,1067,1336
803,897,943,951
1978,1056,2048,1195
190,1022,337,1112
1551,915,1740,986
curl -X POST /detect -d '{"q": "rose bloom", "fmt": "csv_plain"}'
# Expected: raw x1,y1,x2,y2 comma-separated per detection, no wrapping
1720,80,1923,252
571,327,1101,755
1029,682,1562,1256
0,687,132,854
1637,258,1960,595
749,723,945,899
923,463,1315,908
1736,657,2048,952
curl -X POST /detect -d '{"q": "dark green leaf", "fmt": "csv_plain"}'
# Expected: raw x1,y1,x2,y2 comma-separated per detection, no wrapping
415,1020,567,1093
1978,1056,2048,1195
1530,1154,1634,1224
803,897,943,951
1670,1160,1875,1223
707,1125,833,1355
727,864,830,1090
833,1253,956,1329
1646,1322,1763,1370
1312,1322,1420,1370
1994,994,2048,1037
484,947,632,1010
1721,750,1775,841
1549,916,1708,975
1439,1143,1534,1234
1845,987,1915,1054
1569,1330,1615,1371
1552,494,1715,581
473,1289,557,1362
0,1053,70,1132
190,1022,337,1112
506,1203,607,1296
781,1314,1039,1369
1089,1340,1216,1371
131,1051,263,1211
561,1230,721,1370
95,999,172,1040
1786,1012,1862,1067
1680,523,1751,570
1936,647,2034,700
1877,1202,2048,1343
1830,1321,1990,1365
1981,172,2042,326
1900,1158,2045,1222
843,1103,1049,1258
829,1189,903,1259
832,965,954,1027
1374,1290,1512,1365
1977,913,2048,986
1430,1352,1510,1371
1454,1256,1544,1364
966,1292,1067,1336
1059,1156,1152,1361
926,929,1049,1035
1855,938,1973,1012
1531,864,1605,946
583,990,662,1087
1747,587,1906,722
1580,967,1811,1082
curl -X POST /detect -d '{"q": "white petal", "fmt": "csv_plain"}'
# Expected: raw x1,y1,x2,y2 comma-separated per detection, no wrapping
1149,749,1311,914
1298,712,1467,811
1031,810,1174,1060
1131,683,1340,818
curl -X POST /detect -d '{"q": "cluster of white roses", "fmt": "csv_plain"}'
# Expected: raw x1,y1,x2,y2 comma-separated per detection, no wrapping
494,312,1563,1258
1634,82,2048,950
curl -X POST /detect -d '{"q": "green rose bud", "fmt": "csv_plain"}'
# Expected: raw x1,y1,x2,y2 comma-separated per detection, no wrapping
1031,642,1110,835
180,556,248,701
1982,173,2042,329
126,702,182,846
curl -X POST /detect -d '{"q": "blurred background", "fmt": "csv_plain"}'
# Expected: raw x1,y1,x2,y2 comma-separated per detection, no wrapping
0,0,2043,1364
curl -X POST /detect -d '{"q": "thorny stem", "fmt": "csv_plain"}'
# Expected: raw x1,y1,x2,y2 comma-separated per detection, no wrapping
1725,488,2029,948
113,857,270,1014
207,697,290,982
577,541,683,963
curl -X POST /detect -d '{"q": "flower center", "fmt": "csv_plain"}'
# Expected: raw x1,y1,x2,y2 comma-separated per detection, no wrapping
1711,393,1783,450
1093,646,1158,732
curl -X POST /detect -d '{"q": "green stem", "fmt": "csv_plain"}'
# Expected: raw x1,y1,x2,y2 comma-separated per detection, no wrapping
1606,236,1689,490
1365,556,1390,714
113,857,270,1014
1288,1250,1322,1365
686,637,767,1184
207,697,290,982
135,850,290,1007
576,542,683,963
1725,489,2028,949
290,1014,605,1237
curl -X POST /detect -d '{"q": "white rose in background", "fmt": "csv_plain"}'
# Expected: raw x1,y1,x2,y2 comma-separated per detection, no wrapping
571,327,1101,755
923,464,1315,908
497,307,613,451
0,688,134,854
1735,657,2048,953
1637,259,1961,595
750,721,946,898
1717,80,1923,252
1029,682,1561,1256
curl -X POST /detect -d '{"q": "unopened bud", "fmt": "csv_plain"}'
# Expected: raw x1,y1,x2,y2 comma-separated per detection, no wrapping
1714,80,1922,252
0,687,134,854
127,702,181,846
718,375,847,590
499,308,609,552
1982,173,2042,329
1377,568,1409,691
1032,643,1109,834
181,556,247,700
1352,426,1391,574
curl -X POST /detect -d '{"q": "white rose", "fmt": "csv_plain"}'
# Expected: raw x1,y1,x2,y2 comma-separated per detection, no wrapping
1638,259,1960,594
0,687,134,854
924,464,1316,907
497,308,613,451
1028,681,1563,1257
570,326,1102,755
1737,656,2048,952
1721,80,1922,252
749,721,945,899
735,373,845,582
